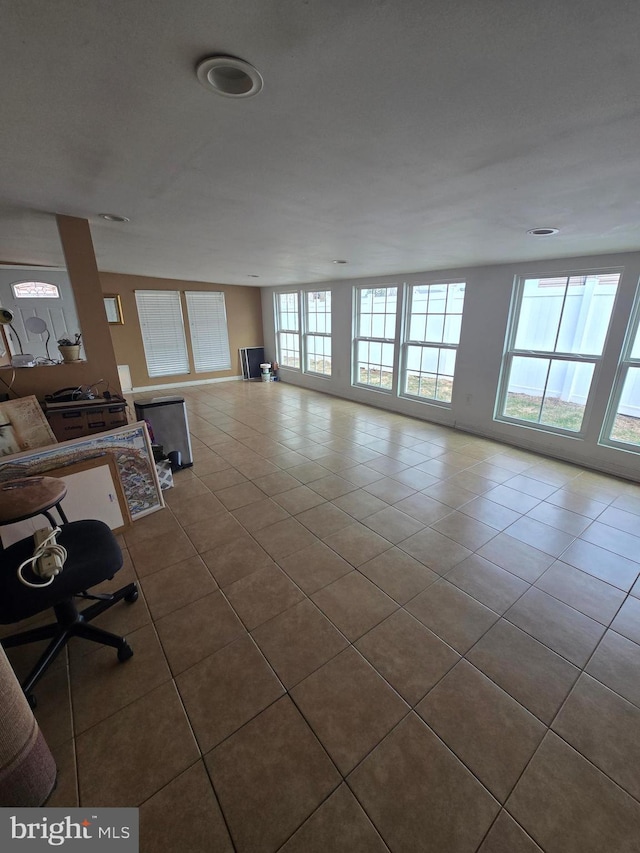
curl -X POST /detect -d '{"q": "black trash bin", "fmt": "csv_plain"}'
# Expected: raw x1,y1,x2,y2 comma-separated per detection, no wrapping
134,396,193,468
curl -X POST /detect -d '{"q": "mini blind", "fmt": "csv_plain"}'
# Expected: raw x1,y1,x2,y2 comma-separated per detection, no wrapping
134,290,189,377
185,291,231,372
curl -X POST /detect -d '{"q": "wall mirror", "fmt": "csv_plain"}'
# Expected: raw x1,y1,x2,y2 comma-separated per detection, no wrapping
104,294,124,325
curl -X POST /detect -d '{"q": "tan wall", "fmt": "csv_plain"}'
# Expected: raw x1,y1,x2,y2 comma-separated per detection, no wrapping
99,272,263,389
0,216,122,402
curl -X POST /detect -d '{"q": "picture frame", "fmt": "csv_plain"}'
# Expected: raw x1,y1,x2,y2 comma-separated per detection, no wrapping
104,293,124,325
0,421,164,520
0,453,132,548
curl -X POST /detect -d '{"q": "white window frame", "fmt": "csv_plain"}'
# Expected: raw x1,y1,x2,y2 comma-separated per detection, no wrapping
495,270,621,437
275,291,301,370
12,281,60,298
185,291,231,373
400,281,465,406
600,284,640,451
135,290,190,378
303,290,332,377
353,285,399,393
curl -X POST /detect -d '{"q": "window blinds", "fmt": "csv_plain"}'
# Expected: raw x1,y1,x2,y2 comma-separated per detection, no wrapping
134,290,189,377
185,291,231,372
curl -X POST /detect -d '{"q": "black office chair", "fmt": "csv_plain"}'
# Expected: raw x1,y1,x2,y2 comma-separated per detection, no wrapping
0,519,138,706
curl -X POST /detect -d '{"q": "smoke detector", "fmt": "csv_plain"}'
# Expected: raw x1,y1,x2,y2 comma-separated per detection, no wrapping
196,56,263,99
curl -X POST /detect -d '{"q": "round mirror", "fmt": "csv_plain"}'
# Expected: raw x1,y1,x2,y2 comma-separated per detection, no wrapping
24,316,48,334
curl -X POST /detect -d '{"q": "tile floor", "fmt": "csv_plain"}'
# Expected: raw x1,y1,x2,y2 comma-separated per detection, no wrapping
5,380,640,852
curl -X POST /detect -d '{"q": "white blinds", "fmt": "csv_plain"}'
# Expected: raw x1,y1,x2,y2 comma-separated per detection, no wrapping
134,290,189,377
185,291,231,373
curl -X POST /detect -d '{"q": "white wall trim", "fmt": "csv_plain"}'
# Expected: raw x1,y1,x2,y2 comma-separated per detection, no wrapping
131,374,243,392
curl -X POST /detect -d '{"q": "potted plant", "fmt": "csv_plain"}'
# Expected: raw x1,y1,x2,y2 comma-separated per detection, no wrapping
57,333,82,363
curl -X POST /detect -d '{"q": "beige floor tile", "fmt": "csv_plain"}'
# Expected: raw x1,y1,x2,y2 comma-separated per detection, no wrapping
580,521,640,562
225,563,305,629
311,571,398,641
431,511,499,551
288,461,332,484
546,489,608,519
417,660,545,802
128,527,197,577
47,738,78,808
341,465,386,487
205,697,340,853
467,620,579,724
123,508,182,547
183,512,246,553
253,470,301,496
586,630,640,708
421,480,478,509
477,533,555,583
610,595,640,645
140,554,217,619
503,475,557,500
399,527,471,574
535,561,626,625
296,502,354,537
482,484,541,514
504,517,575,558
310,474,359,500
31,663,73,749
216,481,266,510
348,713,500,853
272,485,326,514
322,523,392,566
446,554,529,614
177,634,284,752
506,732,640,853
200,533,274,587
278,540,353,594
232,497,291,531
393,491,451,524
526,502,591,536
356,609,459,705
200,467,248,492
552,673,640,801
279,784,388,853
406,579,498,653
169,491,227,526
358,547,439,604
505,587,606,667
155,592,244,675
139,762,233,853
252,517,318,560
361,505,425,543
560,538,640,590
70,623,171,734
252,599,349,688
331,488,388,519
363,478,416,504
445,470,497,496
459,496,521,530
390,467,439,490
291,647,408,774
478,811,543,853
76,682,199,806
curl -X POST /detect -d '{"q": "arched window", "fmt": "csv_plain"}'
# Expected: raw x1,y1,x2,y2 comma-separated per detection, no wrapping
12,281,60,298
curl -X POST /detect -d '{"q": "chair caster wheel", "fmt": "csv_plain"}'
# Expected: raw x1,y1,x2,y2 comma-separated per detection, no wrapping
26,694,37,710
117,642,133,662
124,588,138,604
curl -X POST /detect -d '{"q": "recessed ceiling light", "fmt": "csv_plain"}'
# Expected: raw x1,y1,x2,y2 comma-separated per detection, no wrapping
196,56,263,98
99,213,130,223
332,259,348,264
527,227,559,236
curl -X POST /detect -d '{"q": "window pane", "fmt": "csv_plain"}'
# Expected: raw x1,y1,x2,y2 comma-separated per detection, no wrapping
443,314,462,344
306,335,331,375
279,332,300,368
357,340,394,389
425,314,444,343
503,356,548,422
610,367,640,445
404,344,454,402
514,278,565,351
12,281,60,298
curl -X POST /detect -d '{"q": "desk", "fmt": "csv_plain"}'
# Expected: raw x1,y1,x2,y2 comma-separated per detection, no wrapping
44,398,128,442
0,477,68,528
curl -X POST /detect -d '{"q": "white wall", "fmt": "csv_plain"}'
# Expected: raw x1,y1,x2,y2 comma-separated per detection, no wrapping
261,250,640,481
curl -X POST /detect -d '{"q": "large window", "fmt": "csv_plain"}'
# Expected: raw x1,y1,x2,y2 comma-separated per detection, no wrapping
402,282,465,404
496,271,620,434
135,290,190,378
601,287,640,449
304,290,331,376
354,286,398,390
185,291,231,373
276,292,300,369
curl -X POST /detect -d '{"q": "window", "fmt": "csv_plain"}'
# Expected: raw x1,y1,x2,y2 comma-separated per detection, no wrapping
135,290,189,377
402,282,465,404
601,287,640,449
185,291,231,372
12,281,59,298
354,286,398,390
275,292,300,369
304,290,331,376
496,271,620,434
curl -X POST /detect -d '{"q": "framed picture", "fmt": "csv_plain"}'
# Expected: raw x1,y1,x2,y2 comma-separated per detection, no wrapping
104,294,124,325
0,421,164,520
0,453,132,548
0,396,57,452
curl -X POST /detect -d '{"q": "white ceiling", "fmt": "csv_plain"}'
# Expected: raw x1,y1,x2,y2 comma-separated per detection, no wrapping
2,0,640,286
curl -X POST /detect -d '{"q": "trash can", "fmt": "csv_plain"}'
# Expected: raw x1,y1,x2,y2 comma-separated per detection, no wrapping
134,396,193,468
